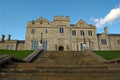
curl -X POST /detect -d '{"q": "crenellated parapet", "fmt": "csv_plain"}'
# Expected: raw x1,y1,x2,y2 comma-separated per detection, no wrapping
54,16,70,21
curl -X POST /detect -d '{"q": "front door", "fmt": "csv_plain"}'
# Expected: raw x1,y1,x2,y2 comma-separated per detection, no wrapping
59,46,64,51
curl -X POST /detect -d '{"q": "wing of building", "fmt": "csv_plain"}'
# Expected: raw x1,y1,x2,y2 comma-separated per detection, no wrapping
0,16,120,50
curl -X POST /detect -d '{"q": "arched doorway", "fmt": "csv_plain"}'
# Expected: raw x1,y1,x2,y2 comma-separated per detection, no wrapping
59,46,64,51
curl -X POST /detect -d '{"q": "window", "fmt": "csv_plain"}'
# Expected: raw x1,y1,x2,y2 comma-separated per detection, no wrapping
31,29,35,34
10,45,14,50
46,29,48,34
80,30,84,36
118,40,120,45
31,40,38,50
6,45,9,50
72,30,76,36
59,27,64,33
43,40,48,50
6,45,14,50
101,39,107,45
88,31,92,36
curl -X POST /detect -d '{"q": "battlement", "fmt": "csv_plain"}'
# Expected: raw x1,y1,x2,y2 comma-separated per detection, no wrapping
54,16,70,21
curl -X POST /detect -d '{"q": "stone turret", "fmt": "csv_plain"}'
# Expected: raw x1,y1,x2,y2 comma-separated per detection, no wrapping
104,27,108,34
1,34,5,42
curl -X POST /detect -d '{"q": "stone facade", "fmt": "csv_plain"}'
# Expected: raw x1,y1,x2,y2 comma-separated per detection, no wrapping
0,16,120,51
24,16,120,51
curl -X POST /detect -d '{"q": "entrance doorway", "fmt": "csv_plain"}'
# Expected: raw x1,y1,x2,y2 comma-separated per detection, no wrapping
59,46,64,51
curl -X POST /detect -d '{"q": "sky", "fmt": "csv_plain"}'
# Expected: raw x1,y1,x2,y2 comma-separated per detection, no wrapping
0,0,120,40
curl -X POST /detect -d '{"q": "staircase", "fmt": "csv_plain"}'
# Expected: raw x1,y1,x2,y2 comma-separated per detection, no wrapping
0,51,120,80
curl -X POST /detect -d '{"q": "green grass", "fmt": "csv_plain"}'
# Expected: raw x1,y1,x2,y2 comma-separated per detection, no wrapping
0,49,34,59
94,50,120,60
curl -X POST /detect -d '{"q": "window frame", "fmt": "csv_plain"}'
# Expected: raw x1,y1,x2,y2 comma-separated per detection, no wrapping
88,30,92,36
118,40,120,45
80,30,84,36
31,28,35,34
59,27,64,34
101,39,107,45
72,30,76,36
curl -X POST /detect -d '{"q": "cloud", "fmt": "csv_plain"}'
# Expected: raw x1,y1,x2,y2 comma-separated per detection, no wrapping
91,5,120,27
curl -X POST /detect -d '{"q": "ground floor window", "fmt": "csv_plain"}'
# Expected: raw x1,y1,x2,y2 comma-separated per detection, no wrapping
118,40,120,45
43,40,48,50
101,39,107,45
31,40,38,50
5,45,14,50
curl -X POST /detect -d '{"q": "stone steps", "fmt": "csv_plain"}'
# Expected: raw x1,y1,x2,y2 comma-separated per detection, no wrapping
0,51,120,80
0,72,120,80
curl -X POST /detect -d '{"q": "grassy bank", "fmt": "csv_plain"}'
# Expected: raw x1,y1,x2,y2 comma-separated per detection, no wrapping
0,49,34,59
94,50,120,60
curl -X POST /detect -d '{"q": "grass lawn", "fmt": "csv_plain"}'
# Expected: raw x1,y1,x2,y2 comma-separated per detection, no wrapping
94,50,120,60
0,49,34,59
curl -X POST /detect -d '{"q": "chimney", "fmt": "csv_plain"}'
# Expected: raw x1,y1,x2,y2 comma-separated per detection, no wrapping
1,34,5,42
7,34,11,41
104,27,108,34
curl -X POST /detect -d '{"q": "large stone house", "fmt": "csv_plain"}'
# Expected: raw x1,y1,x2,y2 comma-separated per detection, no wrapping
0,16,120,51
24,16,120,51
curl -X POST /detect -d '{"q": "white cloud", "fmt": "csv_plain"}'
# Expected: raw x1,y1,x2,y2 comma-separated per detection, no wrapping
91,5,120,27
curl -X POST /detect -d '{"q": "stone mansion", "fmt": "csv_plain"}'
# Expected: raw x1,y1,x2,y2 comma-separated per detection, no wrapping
0,16,120,51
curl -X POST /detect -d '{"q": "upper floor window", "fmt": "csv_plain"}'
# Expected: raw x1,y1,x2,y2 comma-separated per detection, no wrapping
46,29,48,34
31,28,35,34
118,40,120,45
59,27,64,33
88,31,92,36
72,30,76,36
80,30,84,36
101,39,107,45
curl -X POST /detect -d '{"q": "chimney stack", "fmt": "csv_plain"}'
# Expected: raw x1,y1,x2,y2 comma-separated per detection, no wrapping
104,27,108,34
1,34,5,42
7,34,11,41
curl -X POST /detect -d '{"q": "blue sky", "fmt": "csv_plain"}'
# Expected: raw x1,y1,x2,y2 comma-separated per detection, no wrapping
0,0,120,40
